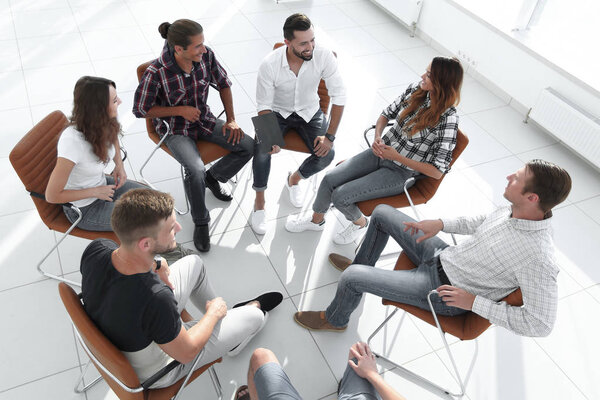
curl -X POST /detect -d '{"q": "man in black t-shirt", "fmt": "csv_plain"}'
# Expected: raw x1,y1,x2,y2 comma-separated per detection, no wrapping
81,188,281,387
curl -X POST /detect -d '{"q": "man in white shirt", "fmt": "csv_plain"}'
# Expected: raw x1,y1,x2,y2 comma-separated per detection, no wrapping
294,160,572,338
250,13,346,234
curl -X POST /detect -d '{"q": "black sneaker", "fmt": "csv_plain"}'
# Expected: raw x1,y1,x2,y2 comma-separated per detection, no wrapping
193,224,210,252
206,170,233,202
233,292,284,314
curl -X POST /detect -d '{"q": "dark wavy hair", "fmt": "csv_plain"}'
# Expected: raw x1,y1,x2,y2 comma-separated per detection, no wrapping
399,56,463,136
70,76,121,162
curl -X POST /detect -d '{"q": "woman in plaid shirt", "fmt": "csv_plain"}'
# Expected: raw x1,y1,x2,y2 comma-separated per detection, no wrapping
286,57,464,244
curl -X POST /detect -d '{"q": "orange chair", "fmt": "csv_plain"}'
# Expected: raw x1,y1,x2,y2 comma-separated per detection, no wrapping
367,252,523,398
357,127,469,219
271,42,334,154
136,61,232,215
59,282,223,400
9,111,121,287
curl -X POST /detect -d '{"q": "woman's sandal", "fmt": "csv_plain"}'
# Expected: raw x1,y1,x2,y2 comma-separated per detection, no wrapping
235,384,250,400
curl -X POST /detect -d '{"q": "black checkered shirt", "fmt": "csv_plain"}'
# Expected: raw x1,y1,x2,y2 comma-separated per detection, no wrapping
381,82,458,174
133,42,232,140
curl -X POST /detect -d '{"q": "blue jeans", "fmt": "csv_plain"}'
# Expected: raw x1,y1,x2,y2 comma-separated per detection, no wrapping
164,119,254,225
252,110,334,191
63,176,146,231
313,149,419,222
325,205,466,327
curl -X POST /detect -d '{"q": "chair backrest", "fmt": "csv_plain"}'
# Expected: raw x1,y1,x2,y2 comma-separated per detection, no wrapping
385,252,523,340
10,111,70,229
136,61,230,163
273,42,332,114
58,282,144,399
357,128,469,216
9,111,121,242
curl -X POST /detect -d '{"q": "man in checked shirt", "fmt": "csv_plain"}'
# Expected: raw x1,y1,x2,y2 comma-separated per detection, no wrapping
133,19,254,253
294,160,572,337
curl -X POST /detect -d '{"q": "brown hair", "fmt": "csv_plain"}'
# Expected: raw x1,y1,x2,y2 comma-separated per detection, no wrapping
399,56,463,136
111,188,175,246
70,76,121,162
158,19,203,50
524,159,572,215
283,13,312,41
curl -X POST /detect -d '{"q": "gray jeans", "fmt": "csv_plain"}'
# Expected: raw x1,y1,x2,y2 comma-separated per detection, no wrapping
164,119,254,225
63,176,146,231
254,359,381,399
313,149,419,222
325,205,466,327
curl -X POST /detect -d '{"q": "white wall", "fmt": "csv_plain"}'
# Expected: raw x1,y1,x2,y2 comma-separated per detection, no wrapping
387,0,600,119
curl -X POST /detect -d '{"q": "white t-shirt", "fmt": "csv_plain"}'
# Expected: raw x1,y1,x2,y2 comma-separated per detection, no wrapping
56,126,115,207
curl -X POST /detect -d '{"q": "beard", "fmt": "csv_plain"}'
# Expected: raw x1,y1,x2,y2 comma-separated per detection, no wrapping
292,47,313,61
153,240,177,255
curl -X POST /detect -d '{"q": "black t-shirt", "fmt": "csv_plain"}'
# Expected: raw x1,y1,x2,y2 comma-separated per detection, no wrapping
80,239,182,352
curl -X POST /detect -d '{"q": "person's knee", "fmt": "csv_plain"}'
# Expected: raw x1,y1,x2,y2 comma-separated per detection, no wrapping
184,160,206,180
321,147,335,166
371,204,397,225
250,348,279,373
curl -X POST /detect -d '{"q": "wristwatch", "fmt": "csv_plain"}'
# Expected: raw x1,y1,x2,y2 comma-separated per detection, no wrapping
324,133,336,143
154,256,162,271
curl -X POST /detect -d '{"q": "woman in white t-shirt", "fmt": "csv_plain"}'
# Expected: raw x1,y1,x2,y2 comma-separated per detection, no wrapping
46,76,147,231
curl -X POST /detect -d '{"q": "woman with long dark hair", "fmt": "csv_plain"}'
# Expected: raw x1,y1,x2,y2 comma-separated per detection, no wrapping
286,57,464,244
46,76,147,231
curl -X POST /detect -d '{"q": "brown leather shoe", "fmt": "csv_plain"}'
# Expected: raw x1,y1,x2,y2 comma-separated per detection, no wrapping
328,253,352,272
294,311,346,332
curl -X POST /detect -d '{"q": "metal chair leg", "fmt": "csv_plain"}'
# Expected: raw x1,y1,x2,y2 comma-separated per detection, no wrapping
367,294,477,399
74,360,103,393
209,366,223,400
37,207,82,287
139,132,190,216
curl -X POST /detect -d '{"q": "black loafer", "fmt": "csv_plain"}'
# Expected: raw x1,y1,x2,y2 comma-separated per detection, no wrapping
233,292,283,314
206,171,233,202
193,224,210,252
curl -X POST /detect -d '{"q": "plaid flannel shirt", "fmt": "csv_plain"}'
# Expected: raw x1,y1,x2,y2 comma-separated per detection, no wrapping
440,206,559,337
381,82,458,174
133,42,232,140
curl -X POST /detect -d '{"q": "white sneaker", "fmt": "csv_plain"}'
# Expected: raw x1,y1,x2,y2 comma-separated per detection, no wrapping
251,209,267,235
285,215,326,233
286,172,304,208
334,220,368,245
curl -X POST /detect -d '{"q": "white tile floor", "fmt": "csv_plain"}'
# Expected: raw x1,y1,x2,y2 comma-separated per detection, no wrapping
1,0,599,399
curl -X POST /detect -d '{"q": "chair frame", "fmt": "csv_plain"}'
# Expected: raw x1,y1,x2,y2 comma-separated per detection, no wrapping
60,283,223,399
367,289,474,399
10,110,129,288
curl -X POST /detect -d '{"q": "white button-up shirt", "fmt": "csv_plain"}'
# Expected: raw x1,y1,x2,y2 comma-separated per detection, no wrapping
256,45,346,123
440,206,559,337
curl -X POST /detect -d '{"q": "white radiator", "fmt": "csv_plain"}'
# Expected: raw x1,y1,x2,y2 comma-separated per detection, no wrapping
529,88,600,169
370,0,423,36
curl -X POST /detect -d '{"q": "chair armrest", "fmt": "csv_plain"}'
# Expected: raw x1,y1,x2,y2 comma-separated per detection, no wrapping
363,122,394,147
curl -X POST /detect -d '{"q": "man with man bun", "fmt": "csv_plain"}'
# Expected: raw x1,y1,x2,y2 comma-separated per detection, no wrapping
133,19,254,252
